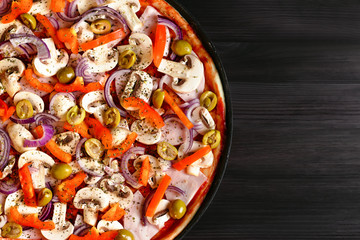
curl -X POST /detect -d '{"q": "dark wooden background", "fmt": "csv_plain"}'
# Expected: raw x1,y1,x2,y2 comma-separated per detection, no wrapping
179,0,360,239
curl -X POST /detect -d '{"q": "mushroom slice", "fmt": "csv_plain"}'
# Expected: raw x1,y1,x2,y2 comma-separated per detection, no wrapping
157,54,204,93
6,123,37,153
0,20,33,41
0,155,16,180
97,220,123,233
146,199,170,229
29,0,51,15
33,38,69,77
50,92,76,121
191,106,216,135
116,0,143,31
52,132,80,155
18,150,55,189
75,22,94,45
73,187,110,226
117,33,153,70
82,45,118,73
4,190,42,215
120,70,153,107
111,126,131,147
99,174,133,208
80,90,108,125
13,91,45,114
0,58,25,97
41,203,74,240
131,119,161,145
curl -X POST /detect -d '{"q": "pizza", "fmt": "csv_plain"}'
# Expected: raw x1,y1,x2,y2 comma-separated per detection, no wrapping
0,0,227,239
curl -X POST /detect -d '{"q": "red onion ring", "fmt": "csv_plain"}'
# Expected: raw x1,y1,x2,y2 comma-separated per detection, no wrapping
163,115,193,154
0,128,10,171
73,224,92,236
158,16,183,60
47,16,60,30
75,58,93,82
96,0,105,5
24,125,55,147
0,176,20,195
34,113,60,126
10,34,51,60
104,70,129,117
39,199,53,221
10,115,36,124
0,0,11,17
120,146,145,188
76,138,104,177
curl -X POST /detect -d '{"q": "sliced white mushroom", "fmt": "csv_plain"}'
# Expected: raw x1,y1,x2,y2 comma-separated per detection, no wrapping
111,126,131,147
191,106,215,135
97,220,123,233
0,20,33,41
6,123,37,153
0,155,15,180
157,54,204,93
133,155,169,188
29,0,51,15
75,22,94,45
80,90,109,125
13,91,45,114
134,6,160,37
50,92,76,121
41,203,74,240
84,175,102,185
131,119,161,145
52,132,80,155
117,33,153,70
18,150,55,189
82,45,118,73
33,38,69,77
146,199,170,229
99,174,133,208
0,58,25,97
76,0,98,14
73,187,110,226
4,190,42,215
116,0,143,31
178,141,214,176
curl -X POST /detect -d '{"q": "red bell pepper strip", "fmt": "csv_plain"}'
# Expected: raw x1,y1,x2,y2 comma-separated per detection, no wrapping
172,145,212,171
139,156,150,186
1,106,15,123
55,171,87,203
24,69,54,93
57,28,79,53
146,174,171,217
9,206,55,230
80,29,126,51
36,14,64,49
106,132,137,158
98,230,119,240
54,77,104,93
1,0,33,24
153,24,167,67
50,0,66,13
121,97,165,129
101,203,126,221
84,117,113,149
18,162,37,207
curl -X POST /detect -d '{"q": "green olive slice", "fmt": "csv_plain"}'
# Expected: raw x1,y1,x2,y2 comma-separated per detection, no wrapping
152,89,165,109
202,130,221,149
51,163,72,180
1,222,22,238
200,91,218,111
104,107,121,129
56,67,76,84
119,50,137,69
66,105,86,125
169,199,187,219
115,229,135,240
37,188,53,207
16,99,34,119
84,138,105,159
90,19,112,35
171,40,192,57
157,142,178,161
20,13,36,30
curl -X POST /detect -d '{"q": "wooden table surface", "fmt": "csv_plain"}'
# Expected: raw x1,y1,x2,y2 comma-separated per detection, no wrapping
179,0,360,239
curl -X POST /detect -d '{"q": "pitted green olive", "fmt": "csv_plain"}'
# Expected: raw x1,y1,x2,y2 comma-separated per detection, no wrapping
104,107,121,129
90,19,112,34
66,105,86,125
56,67,75,84
171,40,192,56
169,199,186,219
115,229,135,240
20,13,36,30
84,138,105,159
119,50,137,69
152,89,165,109
202,130,221,149
16,99,34,119
51,163,72,180
157,142,178,161
1,222,22,238
37,188,53,207
200,91,217,112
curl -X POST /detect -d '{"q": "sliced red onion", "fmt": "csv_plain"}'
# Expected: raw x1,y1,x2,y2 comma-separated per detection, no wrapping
167,185,185,196
0,129,10,171
24,125,55,147
10,34,51,60
104,166,114,176
96,0,105,5
75,58,93,82
0,177,20,195
34,113,60,126
184,99,200,125
0,0,11,16
158,16,183,60
10,115,36,124
120,147,145,188
73,225,92,236
164,115,193,154
39,199,53,221
47,16,60,30
104,70,129,117
76,138,104,177
178,102,190,109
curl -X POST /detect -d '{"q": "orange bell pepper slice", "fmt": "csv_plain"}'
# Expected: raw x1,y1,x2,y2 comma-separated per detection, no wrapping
9,206,55,230
145,174,171,217
101,203,126,221
57,28,79,53
1,0,33,24
54,76,84,92
172,145,211,171
98,230,119,240
122,97,165,129
18,162,37,207
36,14,64,49
84,117,113,149
63,121,92,139
106,132,137,158
139,156,150,186
55,171,87,203
50,0,66,13
153,24,167,67
80,29,126,51
24,69,54,93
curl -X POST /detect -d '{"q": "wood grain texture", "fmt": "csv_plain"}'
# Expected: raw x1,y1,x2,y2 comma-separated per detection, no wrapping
179,0,360,239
